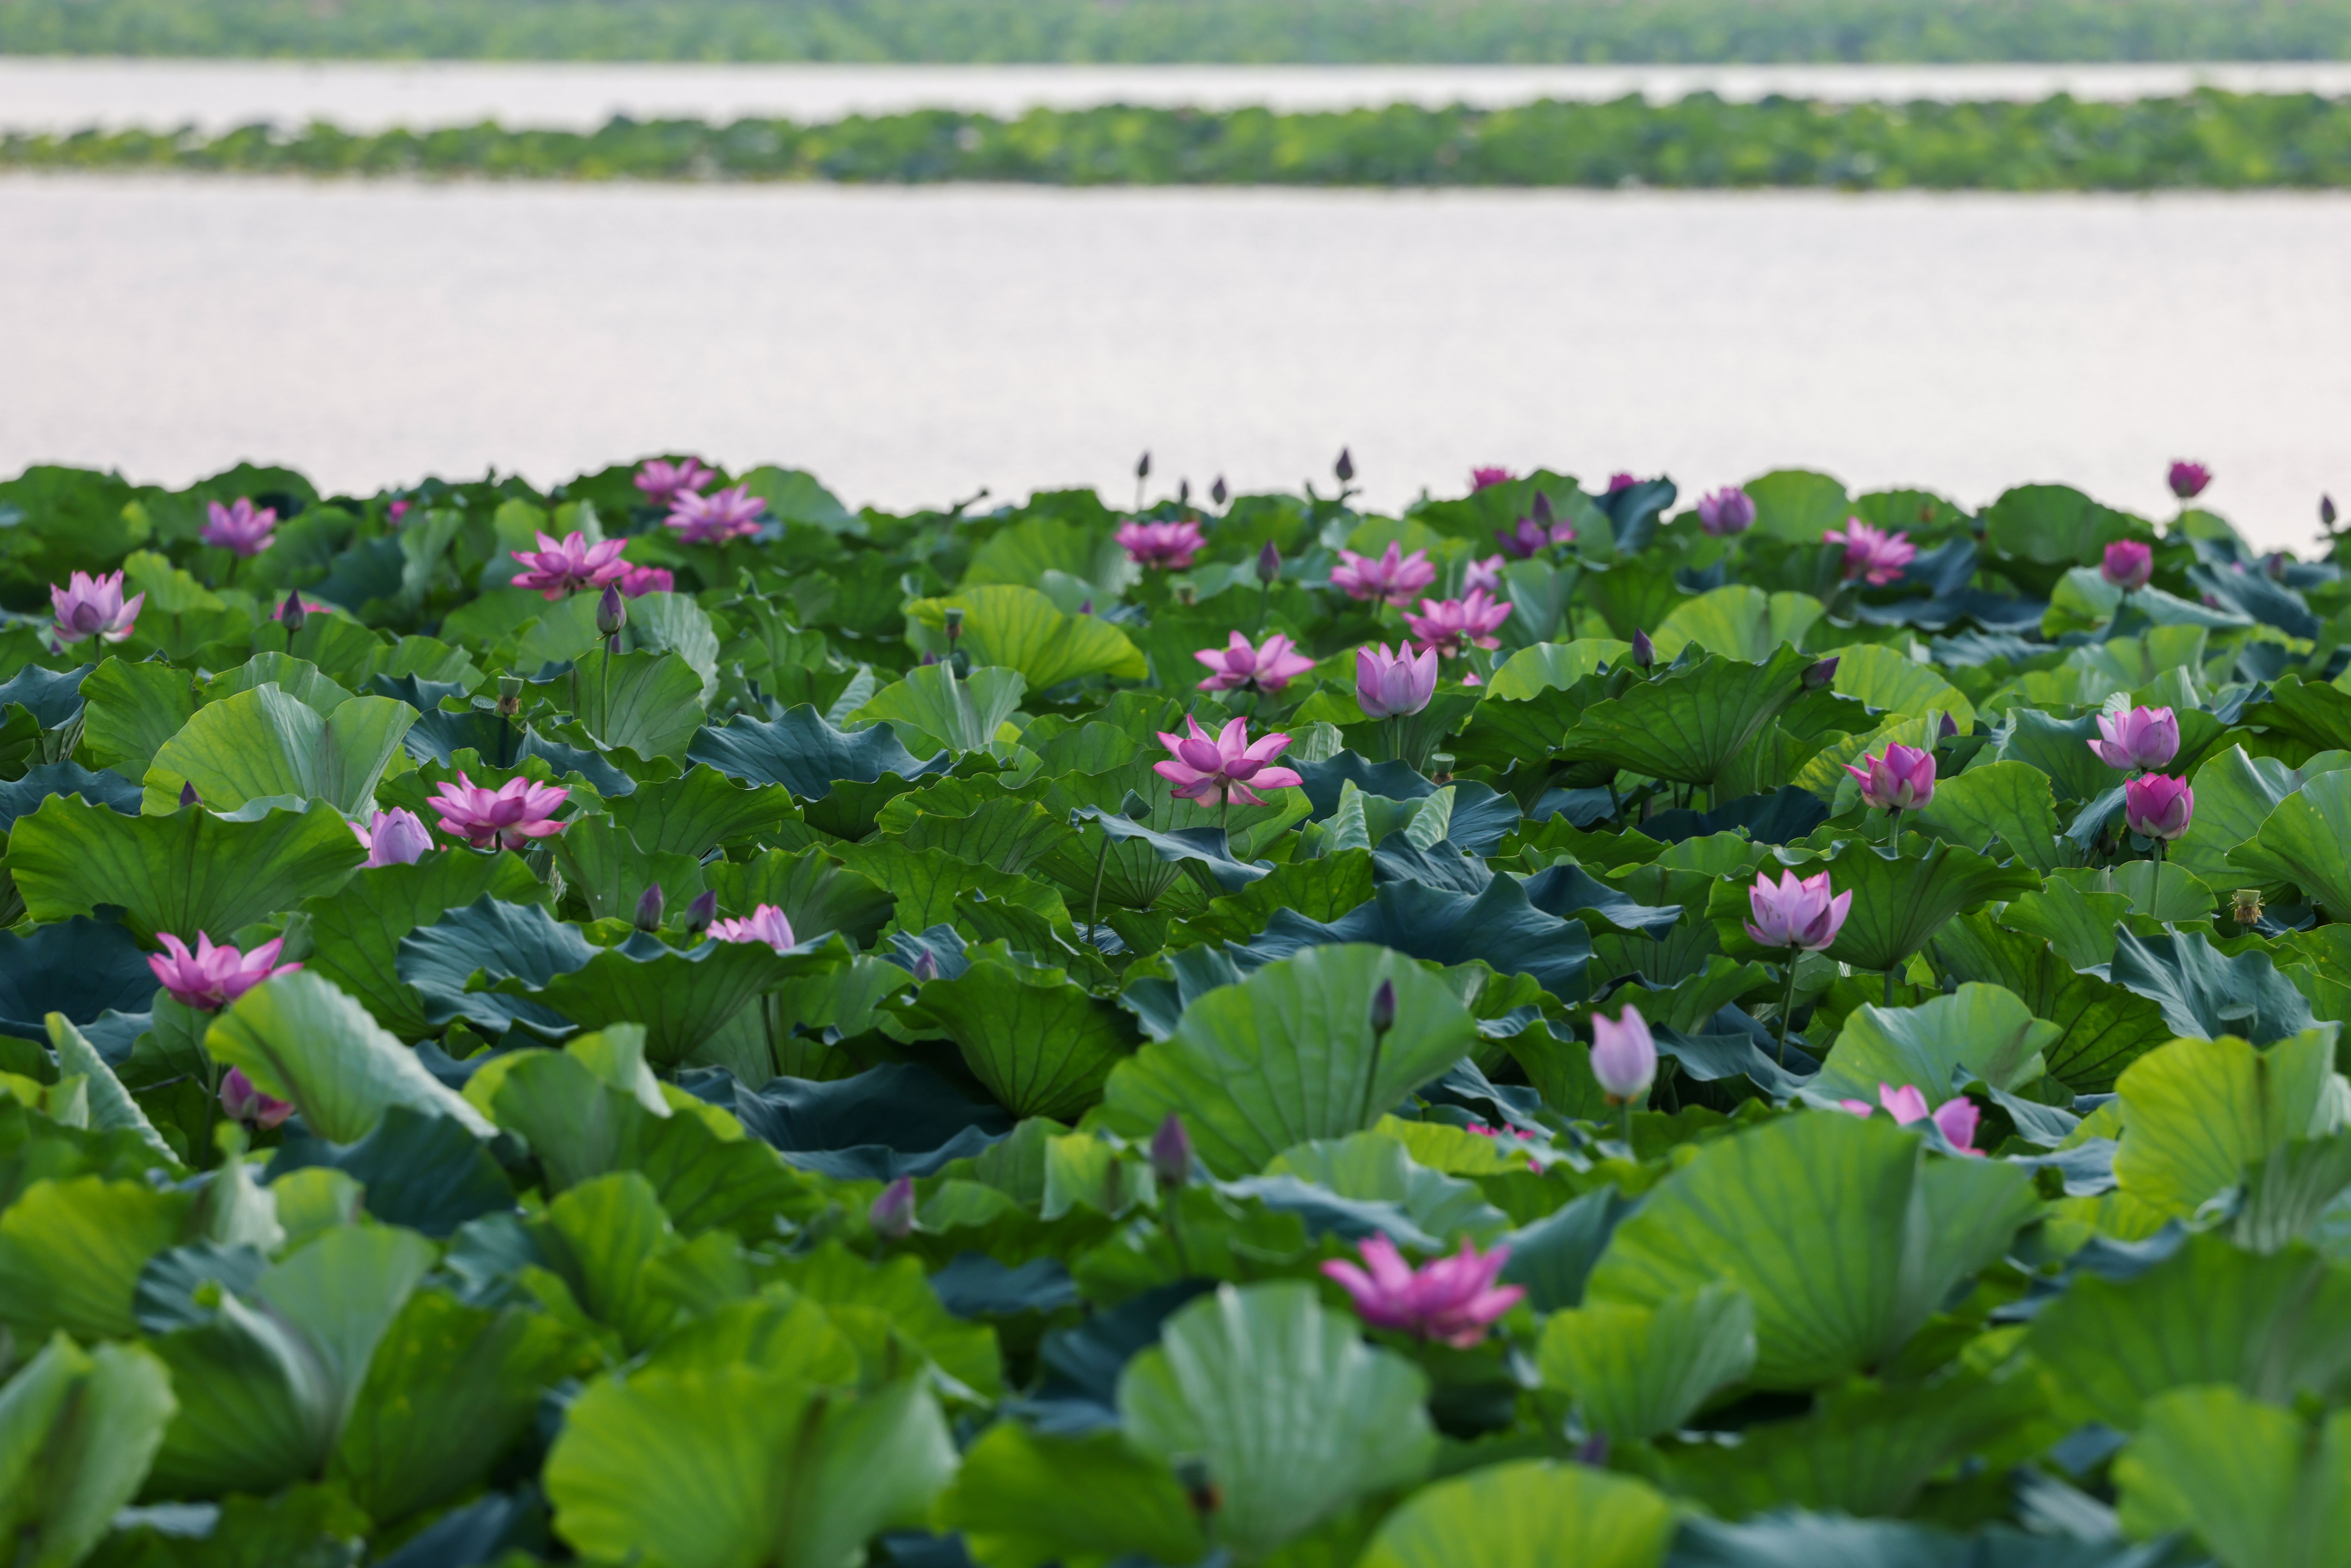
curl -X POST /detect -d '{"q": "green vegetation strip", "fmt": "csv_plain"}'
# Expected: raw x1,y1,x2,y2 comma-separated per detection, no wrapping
11,91,2351,187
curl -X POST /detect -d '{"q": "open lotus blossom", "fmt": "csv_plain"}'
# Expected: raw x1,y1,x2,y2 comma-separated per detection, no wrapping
1746,869,1851,951
1697,486,1756,536
1470,466,1514,491
1494,516,1552,559
1357,642,1439,719
1464,554,1506,595
1823,519,1917,585
1404,589,1512,658
1840,1082,1983,1154
1846,742,1936,812
2168,461,2212,500
2089,706,2180,772
1329,541,1436,606
429,771,571,850
711,903,798,951
1591,1004,1658,1104
219,1066,293,1130
1196,631,1316,694
1116,519,1205,570
50,570,145,645
666,484,768,545
201,497,278,556
148,932,301,1012
2102,540,2155,590
618,563,674,598
511,531,629,599
2124,774,2195,841
352,807,434,868
1321,1234,1525,1347
1606,472,1639,493
1152,714,1302,808
635,457,715,507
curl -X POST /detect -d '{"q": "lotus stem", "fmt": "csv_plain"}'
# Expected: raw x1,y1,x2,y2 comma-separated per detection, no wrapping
1619,1101,1634,1151
1088,832,1112,946
1776,948,1801,1068
1887,807,1901,850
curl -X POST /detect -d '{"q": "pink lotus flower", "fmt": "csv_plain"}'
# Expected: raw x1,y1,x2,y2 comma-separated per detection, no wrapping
148,932,300,1012
2124,774,2195,841
2102,540,2154,590
428,771,571,850
1697,487,1756,537
1840,1082,1983,1154
2168,461,2212,500
272,595,331,624
50,570,145,645
387,499,412,524
1321,1235,1525,1348
1745,869,1851,951
666,484,767,546
1404,589,1512,658
1464,554,1506,595
219,1066,292,1130
352,807,433,868
1356,642,1439,720
1116,519,1205,571
1494,516,1551,560
1152,715,1303,809
1591,1004,1657,1103
711,903,797,951
1846,743,1936,811
511,531,629,600
1606,472,1639,493
618,563,674,598
201,498,278,557
1329,542,1436,607
1824,519,1918,586
1470,467,1514,491
2089,706,2180,772
1196,631,1316,695
635,457,715,507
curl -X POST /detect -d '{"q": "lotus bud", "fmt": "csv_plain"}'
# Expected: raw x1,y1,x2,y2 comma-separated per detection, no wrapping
219,1066,291,1130
1212,476,1229,506
2168,460,2211,500
633,883,664,932
1531,491,1555,528
1370,979,1396,1037
681,889,717,937
2324,494,2339,531
870,1176,915,1240
1335,447,1355,484
1137,451,1152,480
1631,629,1655,669
495,674,524,719
1802,655,1841,690
1150,1112,1194,1189
912,948,939,983
1939,711,1959,740
2124,774,2195,841
179,781,200,808
943,606,964,644
1256,541,1282,584
279,590,307,631
2231,888,2264,925
596,583,627,639
1590,1005,1657,1104
1178,478,1191,507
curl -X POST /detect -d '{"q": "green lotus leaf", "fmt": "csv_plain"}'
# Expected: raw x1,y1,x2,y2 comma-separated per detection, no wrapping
1931,911,2173,1092
1745,469,1852,543
906,584,1147,688
1995,878,2132,970
896,796,1078,879
532,1171,685,1352
205,971,494,1143
57,657,190,778
298,848,548,1039
203,651,357,714
833,839,1076,938
1982,483,2137,569
962,513,1135,598
636,1294,860,1388
550,812,709,922
532,931,853,1071
2027,1232,2351,1430
1652,584,1825,662
45,1014,174,1164
569,648,706,760
688,702,948,801
1538,1283,1757,1442
1229,876,1593,1003
2233,769,2351,921
1097,945,1480,1178
852,662,1028,754
2109,929,2318,1045
1814,983,2059,1106
889,954,1139,1120
1563,646,1812,787
1358,1460,1675,1568
936,1423,1206,1568
267,1104,514,1239
397,895,595,1040
622,588,721,701
0,1334,177,1568
2233,1134,2351,1254
706,846,897,946
1999,707,2125,805
1484,639,1628,700
0,1175,191,1343
546,1368,955,1568
2241,671,2351,754
600,764,800,861
141,683,415,815
1709,836,2037,974
1585,1111,2036,1387
1118,1281,1436,1561
2112,1030,2341,1219
8,792,364,942
2115,1385,2351,1568
2172,743,2351,890
1913,759,2066,872
771,1242,1004,1399
1263,1130,1512,1244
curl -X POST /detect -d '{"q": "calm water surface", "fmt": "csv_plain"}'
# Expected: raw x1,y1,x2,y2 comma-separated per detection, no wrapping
4,176,2346,547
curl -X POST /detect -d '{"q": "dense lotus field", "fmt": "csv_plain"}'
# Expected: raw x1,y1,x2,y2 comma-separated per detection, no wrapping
3,449,2350,1567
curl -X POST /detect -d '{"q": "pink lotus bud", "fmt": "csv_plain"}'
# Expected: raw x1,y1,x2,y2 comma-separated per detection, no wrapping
681,889,717,937
2124,774,2195,841
2168,461,2211,500
1631,629,1655,669
2102,540,2154,590
1469,467,1513,492
1370,979,1397,1036
1590,1005,1656,1104
352,807,433,868
1150,1113,1194,1188
870,1176,915,1240
1845,743,1936,811
634,883,664,932
219,1066,292,1130
1256,541,1282,584
1744,870,1851,952
1696,486,1755,536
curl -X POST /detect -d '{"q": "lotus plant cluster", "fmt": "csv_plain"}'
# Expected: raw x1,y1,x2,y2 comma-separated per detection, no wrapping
4,448,2339,1566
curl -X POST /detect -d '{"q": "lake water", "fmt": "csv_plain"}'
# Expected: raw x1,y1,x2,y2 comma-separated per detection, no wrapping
4,58,2351,134
4,175,2347,549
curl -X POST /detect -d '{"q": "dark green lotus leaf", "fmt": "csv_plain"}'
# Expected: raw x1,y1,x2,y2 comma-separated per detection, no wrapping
893,796,1076,879
1032,763,1308,914
1167,850,1377,951
706,846,897,946
1583,555,1689,642
1563,647,1812,787
890,953,1141,1120
2241,672,2351,755
0,661,94,729
1448,684,1580,774
302,851,549,1039
0,760,143,834
724,1061,1014,1180
76,657,199,777
686,703,949,800
1120,945,1254,1041
268,1105,514,1238
550,813,709,924
1293,753,1436,817
1712,837,2039,975
1232,875,1593,1003
0,915,157,1042
532,929,852,1070
9,793,364,941
397,896,598,1039
1520,862,1682,937
1913,759,2067,872
1640,786,1830,848
834,839,1076,939
2108,928,2316,1044
399,712,639,797
597,764,798,861
1071,807,1267,894
2001,708,2127,804
1931,912,2172,1093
